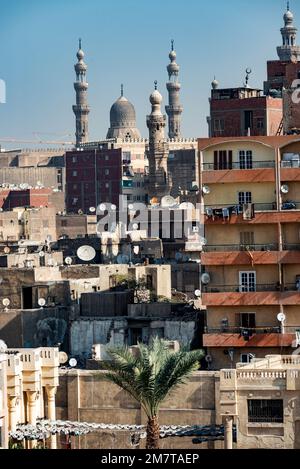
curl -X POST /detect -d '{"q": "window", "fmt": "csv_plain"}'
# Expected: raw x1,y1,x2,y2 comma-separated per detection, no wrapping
72,170,78,177
61,220,68,227
248,400,283,423
241,353,255,364
239,150,253,169
105,183,109,189
244,110,253,132
72,156,77,163
257,118,265,130
105,155,109,161
214,119,225,133
73,184,78,190
214,150,233,170
240,231,255,249
239,271,256,292
239,313,256,328
43,220,49,228
105,169,110,176
72,198,78,205
238,191,252,206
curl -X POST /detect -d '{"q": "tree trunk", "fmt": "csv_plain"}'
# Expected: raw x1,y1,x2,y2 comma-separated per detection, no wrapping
146,416,160,449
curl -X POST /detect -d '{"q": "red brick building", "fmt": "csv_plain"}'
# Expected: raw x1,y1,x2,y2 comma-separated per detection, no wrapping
65,148,122,214
0,188,64,212
208,86,283,138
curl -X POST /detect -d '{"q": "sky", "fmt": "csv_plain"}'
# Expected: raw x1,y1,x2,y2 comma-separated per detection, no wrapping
0,0,297,148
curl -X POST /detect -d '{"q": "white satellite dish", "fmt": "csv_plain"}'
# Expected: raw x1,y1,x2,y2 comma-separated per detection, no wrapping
0,208,3,212
4,247,10,254
128,204,134,211
89,207,96,213
69,358,77,368
38,298,46,307
281,184,289,194
117,254,130,264
99,203,107,211
2,298,10,307
132,223,139,231
77,245,96,262
59,351,68,365
111,204,117,211
133,246,140,255
201,273,211,285
195,289,201,297
202,186,211,195
0,340,7,353
161,195,177,208
200,237,208,246
277,312,286,323
39,251,45,258
179,202,194,210
65,257,73,265
78,209,83,215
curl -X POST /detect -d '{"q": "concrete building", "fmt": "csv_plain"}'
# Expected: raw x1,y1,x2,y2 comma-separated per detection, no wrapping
199,135,300,369
0,189,64,213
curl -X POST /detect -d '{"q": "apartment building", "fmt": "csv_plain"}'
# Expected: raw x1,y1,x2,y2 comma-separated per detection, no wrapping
199,135,300,369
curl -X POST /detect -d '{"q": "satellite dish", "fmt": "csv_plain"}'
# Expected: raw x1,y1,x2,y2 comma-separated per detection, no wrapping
179,202,194,210
78,209,83,215
194,289,201,298
117,254,130,264
39,251,45,258
0,340,7,353
89,207,96,213
201,273,211,285
0,208,3,212
202,186,211,195
65,257,73,265
69,358,77,368
133,246,140,255
132,223,139,231
2,298,10,307
99,203,107,211
111,204,117,211
77,245,96,262
128,204,134,211
161,195,177,208
59,351,68,365
205,355,213,363
4,247,10,254
277,312,286,323
38,298,46,307
281,184,289,194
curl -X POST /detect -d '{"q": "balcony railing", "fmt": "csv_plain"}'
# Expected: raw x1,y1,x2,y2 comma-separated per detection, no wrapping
203,161,275,171
205,326,282,334
203,244,279,252
204,203,276,215
282,243,300,251
203,283,300,293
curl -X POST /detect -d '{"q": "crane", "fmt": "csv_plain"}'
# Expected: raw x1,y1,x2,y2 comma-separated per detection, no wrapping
0,138,74,146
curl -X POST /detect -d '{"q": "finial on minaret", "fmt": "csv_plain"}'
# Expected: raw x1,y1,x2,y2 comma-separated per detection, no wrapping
287,1,290,11
154,80,158,90
171,39,174,51
79,38,82,49
121,84,124,97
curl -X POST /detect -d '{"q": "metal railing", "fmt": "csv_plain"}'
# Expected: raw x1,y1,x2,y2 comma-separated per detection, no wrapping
203,244,279,252
283,243,300,251
204,203,276,213
203,283,300,293
203,161,275,171
205,326,281,334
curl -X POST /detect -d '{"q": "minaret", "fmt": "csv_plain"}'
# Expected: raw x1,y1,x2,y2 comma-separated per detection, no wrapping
165,40,183,139
73,39,90,147
277,2,300,62
146,81,170,201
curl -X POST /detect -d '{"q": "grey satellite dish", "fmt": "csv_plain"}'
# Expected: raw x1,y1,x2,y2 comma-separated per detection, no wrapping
69,358,77,368
117,254,130,264
205,355,212,363
201,273,211,285
38,298,46,308
59,351,68,365
65,257,73,265
111,204,117,211
89,207,96,213
161,195,177,208
194,289,201,298
38,251,45,258
281,184,289,194
99,203,107,211
2,298,10,307
200,237,208,246
77,245,96,262
277,312,286,323
202,186,211,195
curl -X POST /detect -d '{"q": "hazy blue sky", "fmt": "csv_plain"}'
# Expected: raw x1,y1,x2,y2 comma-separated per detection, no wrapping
0,0,296,148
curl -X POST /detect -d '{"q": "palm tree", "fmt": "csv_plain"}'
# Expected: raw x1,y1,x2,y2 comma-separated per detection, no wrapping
103,338,204,449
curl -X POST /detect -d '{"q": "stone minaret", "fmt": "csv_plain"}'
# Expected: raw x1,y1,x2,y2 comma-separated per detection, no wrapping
73,39,90,146
165,40,183,139
146,81,170,201
277,2,300,62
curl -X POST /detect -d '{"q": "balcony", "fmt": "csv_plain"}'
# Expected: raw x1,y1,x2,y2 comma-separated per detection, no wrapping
203,161,276,171
204,204,300,224
202,249,300,266
202,284,300,306
203,244,278,252
203,327,296,348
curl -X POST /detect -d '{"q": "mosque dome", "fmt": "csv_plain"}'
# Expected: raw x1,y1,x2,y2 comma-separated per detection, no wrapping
106,87,141,139
284,9,294,25
150,88,163,105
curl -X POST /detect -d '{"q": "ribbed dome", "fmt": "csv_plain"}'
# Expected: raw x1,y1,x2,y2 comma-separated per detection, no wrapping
106,92,141,139
110,96,136,128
